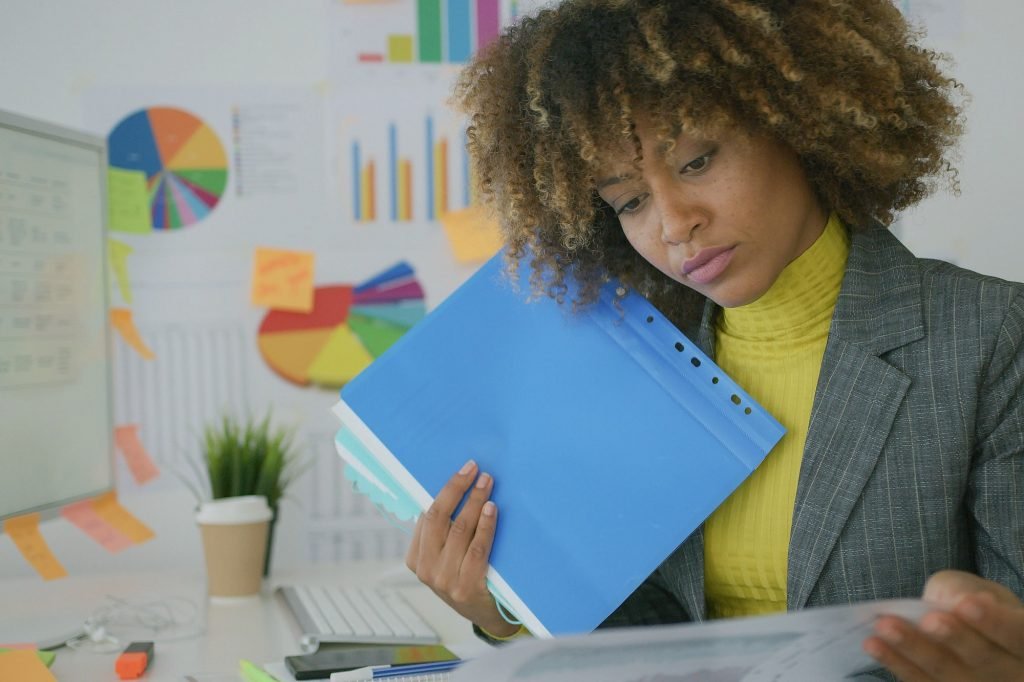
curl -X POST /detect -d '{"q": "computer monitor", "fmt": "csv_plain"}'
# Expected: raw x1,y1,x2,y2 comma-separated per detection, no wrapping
0,108,115,525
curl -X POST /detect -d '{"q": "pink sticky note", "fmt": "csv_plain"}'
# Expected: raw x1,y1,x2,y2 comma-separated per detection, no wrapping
114,424,160,485
60,498,133,553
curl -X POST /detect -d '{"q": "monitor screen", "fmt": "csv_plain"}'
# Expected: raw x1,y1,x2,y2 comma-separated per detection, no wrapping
0,109,114,523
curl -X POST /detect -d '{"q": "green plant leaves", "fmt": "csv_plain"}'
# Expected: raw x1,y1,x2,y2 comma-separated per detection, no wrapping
201,412,302,509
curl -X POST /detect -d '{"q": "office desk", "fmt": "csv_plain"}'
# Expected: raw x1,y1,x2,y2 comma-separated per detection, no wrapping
0,562,487,682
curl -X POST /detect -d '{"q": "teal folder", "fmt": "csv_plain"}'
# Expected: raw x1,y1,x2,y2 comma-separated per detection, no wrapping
333,252,785,637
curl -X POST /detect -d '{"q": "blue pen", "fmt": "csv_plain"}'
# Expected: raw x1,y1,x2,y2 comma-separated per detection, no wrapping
372,659,462,678
328,659,462,681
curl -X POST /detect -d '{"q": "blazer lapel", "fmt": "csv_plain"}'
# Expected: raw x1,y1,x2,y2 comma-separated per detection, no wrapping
787,226,924,609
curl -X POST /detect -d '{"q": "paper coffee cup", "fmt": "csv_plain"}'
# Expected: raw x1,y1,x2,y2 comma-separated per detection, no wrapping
196,495,272,598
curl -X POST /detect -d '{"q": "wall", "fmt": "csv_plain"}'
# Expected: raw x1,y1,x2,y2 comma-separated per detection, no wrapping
0,0,1020,580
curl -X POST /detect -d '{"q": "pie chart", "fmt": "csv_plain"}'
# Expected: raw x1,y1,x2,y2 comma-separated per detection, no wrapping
257,262,426,388
108,106,228,230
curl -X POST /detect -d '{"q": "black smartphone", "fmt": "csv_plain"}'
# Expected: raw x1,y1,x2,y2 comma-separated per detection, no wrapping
284,644,459,680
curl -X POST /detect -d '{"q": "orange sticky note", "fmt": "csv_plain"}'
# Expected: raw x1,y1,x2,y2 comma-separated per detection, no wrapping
251,247,316,312
114,424,160,485
0,650,57,682
439,206,503,263
60,498,134,553
110,308,155,360
2,514,67,581
90,492,155,545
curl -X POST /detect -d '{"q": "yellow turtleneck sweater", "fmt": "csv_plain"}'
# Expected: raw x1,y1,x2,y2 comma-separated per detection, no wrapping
704,214,849,619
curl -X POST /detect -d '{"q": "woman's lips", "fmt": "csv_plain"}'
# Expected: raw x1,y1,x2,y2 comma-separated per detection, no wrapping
682,246,736,285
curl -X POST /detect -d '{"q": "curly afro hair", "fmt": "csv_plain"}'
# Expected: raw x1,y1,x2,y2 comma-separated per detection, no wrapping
454,0,965,321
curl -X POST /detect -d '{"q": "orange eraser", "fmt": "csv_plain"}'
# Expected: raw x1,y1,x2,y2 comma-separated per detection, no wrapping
115,641,153,679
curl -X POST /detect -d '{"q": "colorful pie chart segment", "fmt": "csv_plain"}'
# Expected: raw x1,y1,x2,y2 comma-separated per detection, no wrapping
257,262,426,388
108,106,228,230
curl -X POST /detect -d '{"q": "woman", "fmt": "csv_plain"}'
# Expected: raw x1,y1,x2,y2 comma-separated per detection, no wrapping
404,1,1024,679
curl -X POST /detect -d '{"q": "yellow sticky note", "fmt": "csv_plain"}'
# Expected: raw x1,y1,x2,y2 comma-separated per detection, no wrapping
91,492,154,544
439,206,504,263
2,514,67,581
0,650,57,682
108,238,134,304
251,247,316,312
107,168,151,234
114,424,160,485
110,308,155,360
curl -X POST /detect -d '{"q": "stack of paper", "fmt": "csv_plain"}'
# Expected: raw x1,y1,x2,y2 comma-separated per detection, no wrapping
333,251,786,637
450,598,933,681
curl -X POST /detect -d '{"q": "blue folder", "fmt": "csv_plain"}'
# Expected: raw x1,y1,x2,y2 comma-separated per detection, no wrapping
333,251,784,637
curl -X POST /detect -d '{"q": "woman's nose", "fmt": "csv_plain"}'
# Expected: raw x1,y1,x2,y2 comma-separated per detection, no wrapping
658,195,704,245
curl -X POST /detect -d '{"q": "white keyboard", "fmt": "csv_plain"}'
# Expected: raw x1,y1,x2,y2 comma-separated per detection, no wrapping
277,583,441,649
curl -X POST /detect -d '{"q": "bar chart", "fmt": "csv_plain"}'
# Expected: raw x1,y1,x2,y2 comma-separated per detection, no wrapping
349,114,471,224
353,0,507,64
332,0,542,69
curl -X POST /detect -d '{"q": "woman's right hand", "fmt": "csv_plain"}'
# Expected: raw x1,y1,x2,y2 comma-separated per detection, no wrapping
404,459,519,637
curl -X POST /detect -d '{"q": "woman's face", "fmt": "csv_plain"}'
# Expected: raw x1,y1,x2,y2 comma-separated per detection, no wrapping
595,123,828,308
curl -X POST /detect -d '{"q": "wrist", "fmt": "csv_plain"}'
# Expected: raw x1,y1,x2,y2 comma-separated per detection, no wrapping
476,616,521,638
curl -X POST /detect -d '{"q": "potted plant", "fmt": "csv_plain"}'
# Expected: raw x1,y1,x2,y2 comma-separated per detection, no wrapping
196,412,305,576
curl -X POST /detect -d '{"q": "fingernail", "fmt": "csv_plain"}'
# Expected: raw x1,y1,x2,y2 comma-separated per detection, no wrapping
482,501,496,516
459,459,476,475
475,472,491,489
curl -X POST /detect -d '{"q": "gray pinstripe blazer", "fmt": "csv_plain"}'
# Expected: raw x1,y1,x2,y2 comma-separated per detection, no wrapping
603,223,1024,629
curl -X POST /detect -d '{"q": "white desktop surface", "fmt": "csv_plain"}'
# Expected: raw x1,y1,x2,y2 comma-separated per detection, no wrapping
0,562,487,682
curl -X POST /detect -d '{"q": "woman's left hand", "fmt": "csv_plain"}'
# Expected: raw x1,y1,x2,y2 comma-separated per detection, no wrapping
863,570,1024,680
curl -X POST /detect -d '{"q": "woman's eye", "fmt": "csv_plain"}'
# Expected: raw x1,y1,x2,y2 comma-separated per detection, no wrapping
682,152,714,174
616,195,644,216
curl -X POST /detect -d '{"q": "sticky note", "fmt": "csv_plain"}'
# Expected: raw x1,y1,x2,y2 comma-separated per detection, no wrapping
108,238,134,305
90,492,155,544
0,647,56,667
251,247,316,313
107,168,151,234
113,424,160,485
110,308,155,360
439,206,503,263
0,650,57,681
60,498,133,553
1,514,67,581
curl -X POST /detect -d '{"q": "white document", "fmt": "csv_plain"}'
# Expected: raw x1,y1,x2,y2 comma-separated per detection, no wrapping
452,599,933,682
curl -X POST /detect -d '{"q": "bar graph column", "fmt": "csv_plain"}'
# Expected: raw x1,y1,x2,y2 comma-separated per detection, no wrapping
448,0,472,63
352,141,361,220
417,0,443,63
463,128,473,207
476,0,500,52
426,116,435,220
361,160,376,221
388,35,414,63
388,124,399,221
434,136,448,217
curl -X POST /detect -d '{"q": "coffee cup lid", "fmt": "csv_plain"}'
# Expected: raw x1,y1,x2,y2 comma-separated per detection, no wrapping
196,495,273,525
